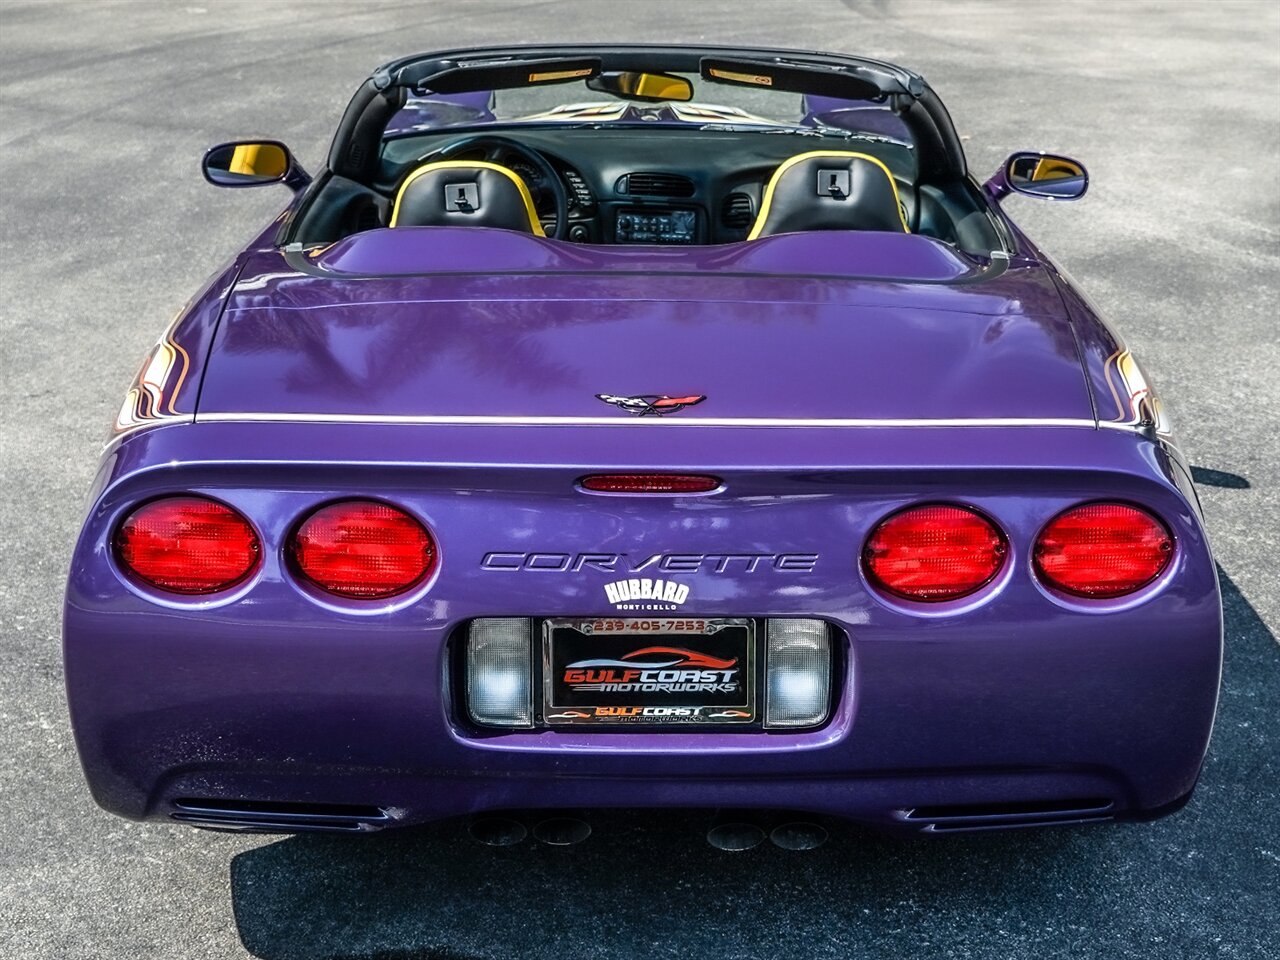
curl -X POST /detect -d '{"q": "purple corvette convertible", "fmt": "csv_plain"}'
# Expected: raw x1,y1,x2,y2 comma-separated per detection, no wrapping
65,45,1222,841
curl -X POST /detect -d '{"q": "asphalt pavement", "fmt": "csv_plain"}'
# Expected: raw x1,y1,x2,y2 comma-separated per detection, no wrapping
1,1,1278,958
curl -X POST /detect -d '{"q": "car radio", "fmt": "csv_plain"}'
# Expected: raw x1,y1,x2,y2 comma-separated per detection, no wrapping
615,208,697,244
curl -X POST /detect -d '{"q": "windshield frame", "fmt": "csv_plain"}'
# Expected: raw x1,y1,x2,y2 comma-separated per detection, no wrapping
324,44,967,187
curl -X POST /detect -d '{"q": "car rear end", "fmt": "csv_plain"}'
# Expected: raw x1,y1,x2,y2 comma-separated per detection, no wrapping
64,417,1222,834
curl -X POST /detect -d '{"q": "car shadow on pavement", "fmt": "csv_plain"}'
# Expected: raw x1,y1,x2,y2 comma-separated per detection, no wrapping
229,567,1278,960
1190,466,1251,489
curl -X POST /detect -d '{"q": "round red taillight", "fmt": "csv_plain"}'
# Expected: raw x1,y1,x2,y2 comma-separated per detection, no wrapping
580,474,721,493
291,500,436,599
1034,502,1172,598
115,496,260,594
863,504,1007,602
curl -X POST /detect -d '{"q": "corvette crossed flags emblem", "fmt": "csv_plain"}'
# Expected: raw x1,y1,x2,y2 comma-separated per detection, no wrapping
595,394,707,417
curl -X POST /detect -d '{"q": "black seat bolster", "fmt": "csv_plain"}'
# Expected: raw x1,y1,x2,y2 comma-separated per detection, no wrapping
391,162,543,235
748,151,909,240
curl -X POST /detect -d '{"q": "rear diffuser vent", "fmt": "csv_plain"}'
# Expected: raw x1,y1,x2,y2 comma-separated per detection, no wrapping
901,797,1114,833
721,192,754,229
172,798,391,833
617,172,695,198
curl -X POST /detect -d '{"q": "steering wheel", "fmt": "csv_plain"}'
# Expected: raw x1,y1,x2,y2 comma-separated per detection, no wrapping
432,134,568,240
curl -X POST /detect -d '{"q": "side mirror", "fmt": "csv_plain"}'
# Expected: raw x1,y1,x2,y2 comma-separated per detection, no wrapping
984,151,1088,201
586,71,694,103
202,140,310,191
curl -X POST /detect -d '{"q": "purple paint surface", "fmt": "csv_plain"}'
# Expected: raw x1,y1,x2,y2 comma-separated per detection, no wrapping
64,53,1221,836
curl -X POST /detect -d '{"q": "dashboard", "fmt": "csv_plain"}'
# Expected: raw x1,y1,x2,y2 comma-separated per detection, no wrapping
341,126,994,253
451,145,735,244
375,128,861,245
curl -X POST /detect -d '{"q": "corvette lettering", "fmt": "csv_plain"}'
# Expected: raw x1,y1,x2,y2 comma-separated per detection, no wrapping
481,552,818,572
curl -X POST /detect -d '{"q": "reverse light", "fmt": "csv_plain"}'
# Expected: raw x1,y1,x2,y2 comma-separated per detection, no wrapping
764,619,832,728
291,500,436,599
1034,502,1173,598
863,504,1007,602
580,474,721,494
466,618,534,727
115,496,259,594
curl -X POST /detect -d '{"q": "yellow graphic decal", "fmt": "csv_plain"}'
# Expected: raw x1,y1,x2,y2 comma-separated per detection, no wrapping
113,310,193,434
1101,347,1172,435
528,68,593,83
708,67,773,86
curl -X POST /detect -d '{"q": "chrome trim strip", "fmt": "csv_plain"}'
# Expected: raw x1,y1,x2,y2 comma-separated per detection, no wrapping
193,412,1142,430
102,415,195,453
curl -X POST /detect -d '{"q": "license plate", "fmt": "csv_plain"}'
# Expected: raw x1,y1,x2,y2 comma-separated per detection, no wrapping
542,618,755,725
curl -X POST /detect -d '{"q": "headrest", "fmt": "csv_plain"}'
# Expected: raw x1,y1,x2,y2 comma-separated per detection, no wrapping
390,161,544,235
748,151,909,240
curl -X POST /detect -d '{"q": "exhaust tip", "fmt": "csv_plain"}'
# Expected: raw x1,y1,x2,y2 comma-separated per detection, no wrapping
532,817,592,846
769,821,828,851
707,822,766,852
468,817,528,847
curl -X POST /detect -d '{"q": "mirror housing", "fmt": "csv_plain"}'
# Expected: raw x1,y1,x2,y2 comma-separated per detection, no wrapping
985,151,1088,201
585,70,694,103
202,140,310,191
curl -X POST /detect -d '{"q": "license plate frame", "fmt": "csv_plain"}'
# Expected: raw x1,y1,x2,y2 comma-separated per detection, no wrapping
542,617,756,726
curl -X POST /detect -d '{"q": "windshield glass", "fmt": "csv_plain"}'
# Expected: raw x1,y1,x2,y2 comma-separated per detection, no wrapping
383,73,913,146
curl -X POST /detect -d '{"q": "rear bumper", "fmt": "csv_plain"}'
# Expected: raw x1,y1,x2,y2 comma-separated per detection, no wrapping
65,598,1221,834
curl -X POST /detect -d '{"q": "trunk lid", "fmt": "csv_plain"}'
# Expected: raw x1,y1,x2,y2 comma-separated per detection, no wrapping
199,233,1092,425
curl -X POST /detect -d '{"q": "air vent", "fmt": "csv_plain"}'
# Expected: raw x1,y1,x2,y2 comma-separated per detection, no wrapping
561,168,595,208
900,797,1114,833
617,172,695,198
171,798,392,833
721,192,754,229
